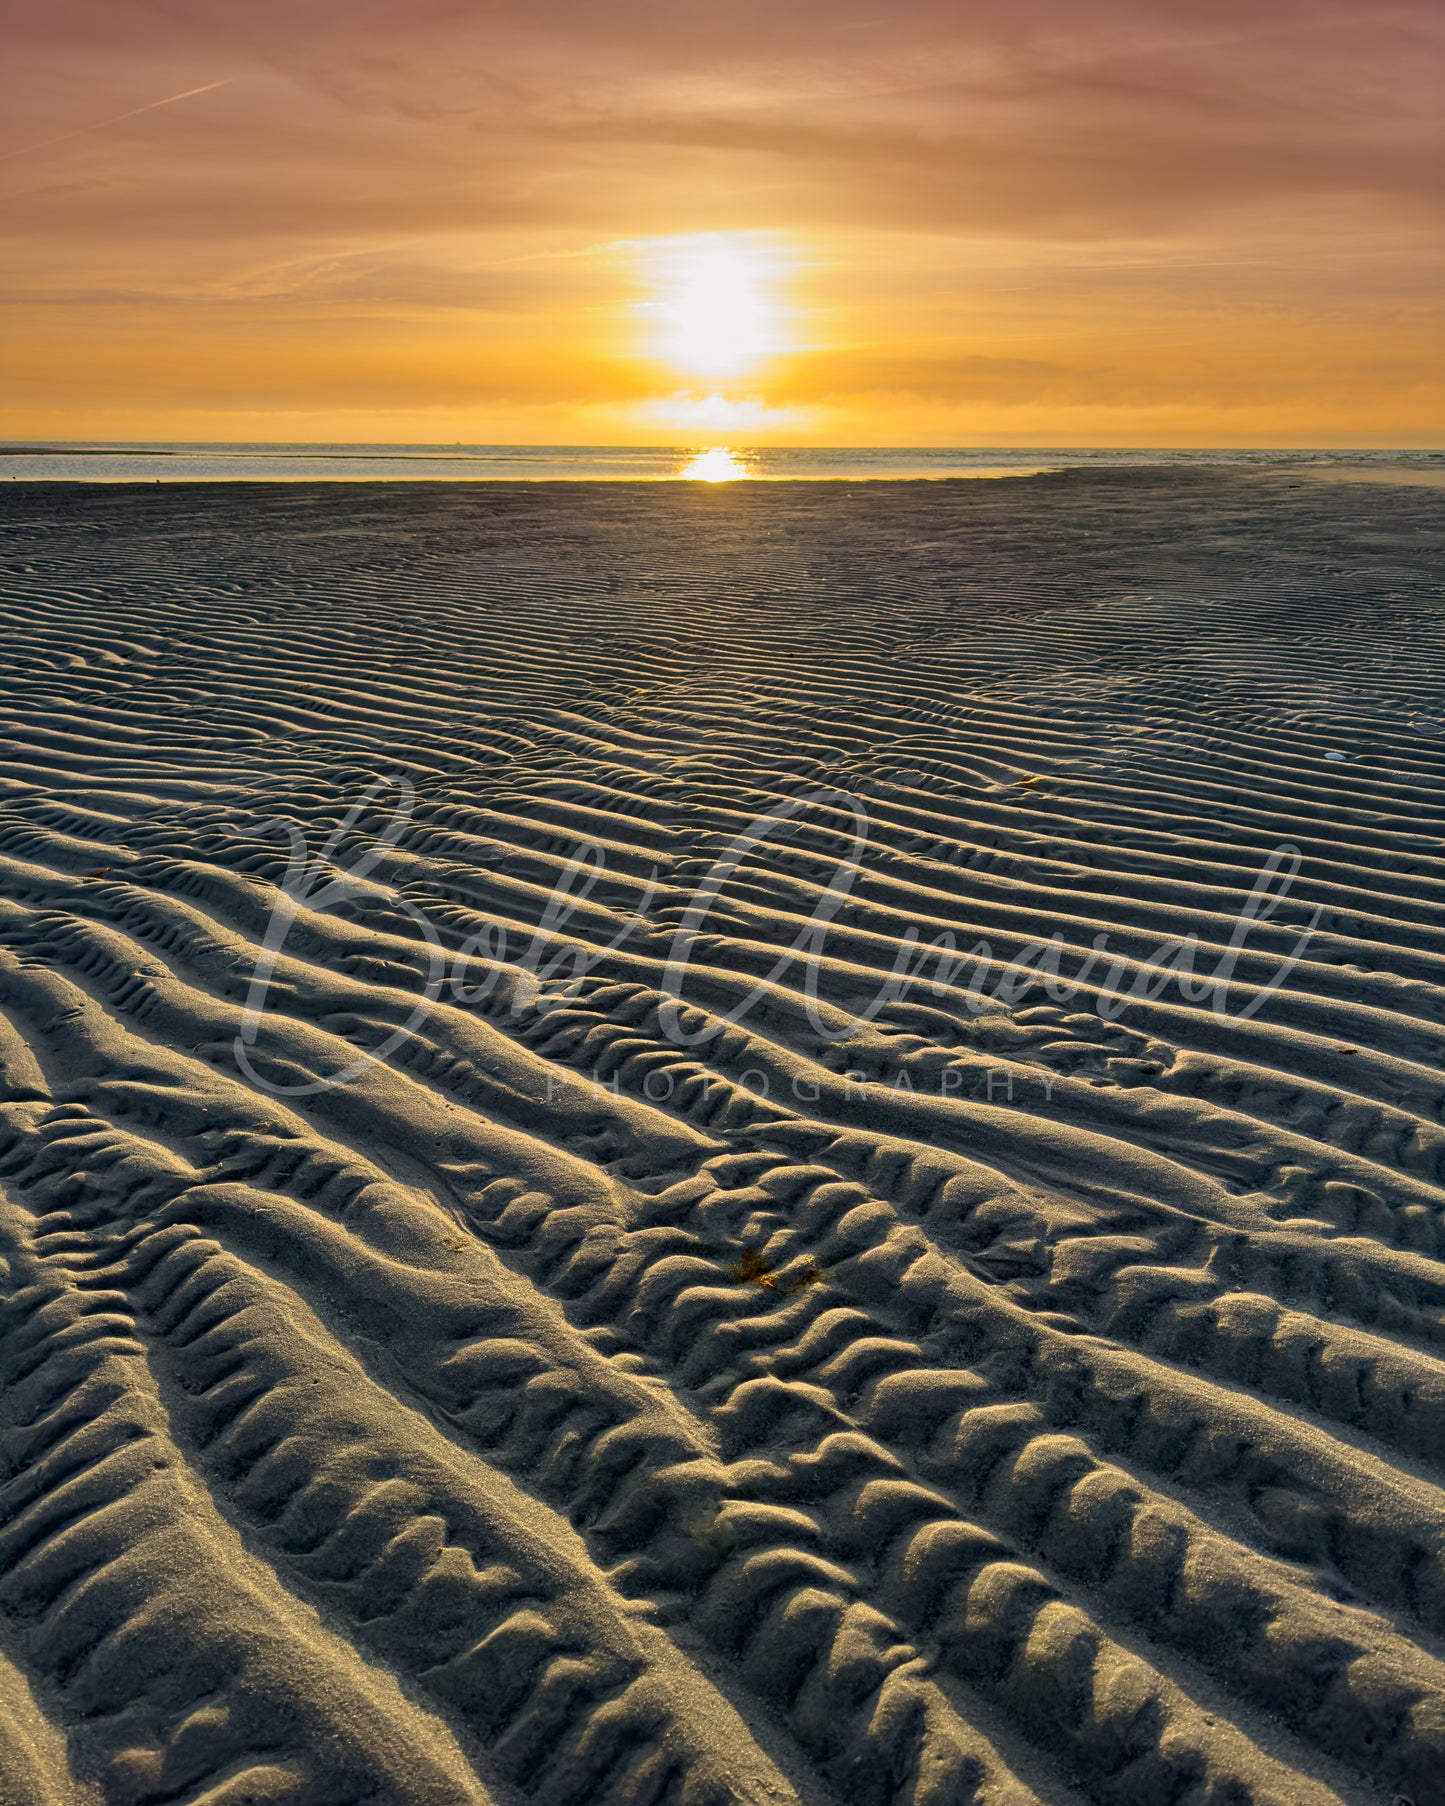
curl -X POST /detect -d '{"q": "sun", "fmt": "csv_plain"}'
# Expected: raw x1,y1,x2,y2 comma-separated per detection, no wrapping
679,447,749,481
642,237,784,380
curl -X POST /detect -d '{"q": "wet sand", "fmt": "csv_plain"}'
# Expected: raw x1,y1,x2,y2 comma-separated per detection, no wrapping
0,469,1441,1805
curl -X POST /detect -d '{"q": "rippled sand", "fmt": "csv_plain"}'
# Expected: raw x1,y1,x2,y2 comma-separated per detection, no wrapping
0,470,1441,1806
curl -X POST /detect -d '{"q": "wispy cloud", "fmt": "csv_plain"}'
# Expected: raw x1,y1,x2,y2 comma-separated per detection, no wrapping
1,1,1439,441
0,78,231,164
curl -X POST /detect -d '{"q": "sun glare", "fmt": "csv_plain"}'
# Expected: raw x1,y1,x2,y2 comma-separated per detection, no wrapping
644,238,783,379
678,447,748,481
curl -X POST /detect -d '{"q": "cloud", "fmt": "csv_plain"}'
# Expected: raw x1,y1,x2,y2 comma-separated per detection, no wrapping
1,0,1439,440
621,391,823,434
5,1,1441,241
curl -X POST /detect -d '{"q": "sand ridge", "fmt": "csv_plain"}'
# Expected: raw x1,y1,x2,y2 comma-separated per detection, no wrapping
0,470,1441,1804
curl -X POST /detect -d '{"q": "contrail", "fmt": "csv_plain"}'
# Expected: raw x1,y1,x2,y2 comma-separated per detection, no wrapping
0,79,231,163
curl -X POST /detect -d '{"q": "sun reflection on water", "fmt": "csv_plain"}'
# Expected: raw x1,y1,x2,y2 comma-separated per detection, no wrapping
678,446,749,482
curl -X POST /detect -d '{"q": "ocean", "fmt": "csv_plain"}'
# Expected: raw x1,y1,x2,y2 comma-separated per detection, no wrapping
1,442,1440,482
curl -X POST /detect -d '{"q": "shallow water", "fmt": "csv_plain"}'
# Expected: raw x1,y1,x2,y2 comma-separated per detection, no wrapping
1,440,1441,482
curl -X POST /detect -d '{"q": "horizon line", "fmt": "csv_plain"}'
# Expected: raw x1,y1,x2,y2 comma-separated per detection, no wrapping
3,441,1442,454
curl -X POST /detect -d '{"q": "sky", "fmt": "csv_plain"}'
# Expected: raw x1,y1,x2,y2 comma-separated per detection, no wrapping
2,0,1441,446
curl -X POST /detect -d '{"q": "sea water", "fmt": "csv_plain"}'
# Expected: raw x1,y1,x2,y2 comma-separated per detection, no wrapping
1,443,1440,483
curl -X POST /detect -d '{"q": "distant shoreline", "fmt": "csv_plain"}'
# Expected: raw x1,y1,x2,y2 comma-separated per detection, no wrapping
2,445,1440,485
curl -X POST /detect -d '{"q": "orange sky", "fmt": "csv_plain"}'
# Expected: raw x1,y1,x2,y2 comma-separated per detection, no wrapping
2,1,1441,445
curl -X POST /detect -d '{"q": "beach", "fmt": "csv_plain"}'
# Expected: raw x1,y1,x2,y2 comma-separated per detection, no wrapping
0,466,1441,1806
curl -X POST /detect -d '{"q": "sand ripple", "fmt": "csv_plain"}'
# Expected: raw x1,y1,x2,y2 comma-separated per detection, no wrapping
0,472,1441,1805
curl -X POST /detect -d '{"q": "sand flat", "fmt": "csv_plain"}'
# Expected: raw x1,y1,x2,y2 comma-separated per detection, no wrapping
1293,467,1445,489
0,469,1441,1805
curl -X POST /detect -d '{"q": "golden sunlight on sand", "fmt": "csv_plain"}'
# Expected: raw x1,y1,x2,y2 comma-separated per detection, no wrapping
2,462,1444,1806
